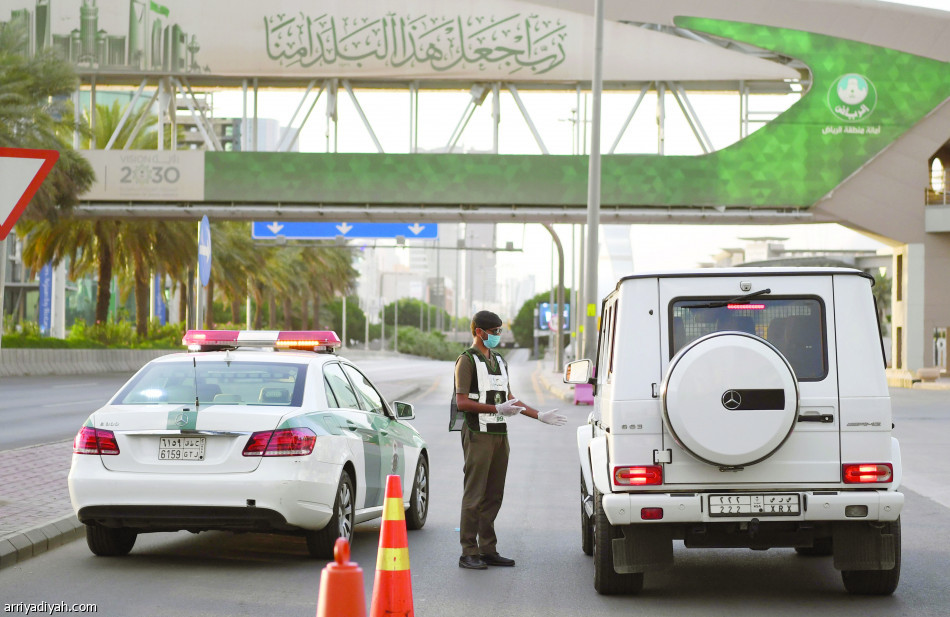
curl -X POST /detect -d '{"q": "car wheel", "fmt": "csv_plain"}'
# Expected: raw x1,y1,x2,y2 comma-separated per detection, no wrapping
593,487,644,595
580,469,593,556
306,472,355,559
85,524,137,556
841,518,901,595
406,455,429,531
795,536,833,556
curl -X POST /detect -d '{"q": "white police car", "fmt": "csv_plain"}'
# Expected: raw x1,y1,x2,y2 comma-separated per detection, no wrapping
68,330,428,558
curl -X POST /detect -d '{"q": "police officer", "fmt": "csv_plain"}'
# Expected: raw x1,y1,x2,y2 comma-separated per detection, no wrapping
455,310,566,570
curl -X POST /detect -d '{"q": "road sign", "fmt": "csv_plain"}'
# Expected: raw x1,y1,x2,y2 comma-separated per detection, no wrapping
198,215,212,287
252,221,438,240
0,148,59,240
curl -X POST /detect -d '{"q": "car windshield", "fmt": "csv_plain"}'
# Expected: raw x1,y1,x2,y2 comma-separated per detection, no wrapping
671,297,827,381
113,360,308,406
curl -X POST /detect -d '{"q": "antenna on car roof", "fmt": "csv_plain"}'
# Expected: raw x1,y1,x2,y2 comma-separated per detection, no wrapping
192,357,200,410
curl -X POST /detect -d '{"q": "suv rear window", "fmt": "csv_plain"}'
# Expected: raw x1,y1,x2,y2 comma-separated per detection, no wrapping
671,297,827,381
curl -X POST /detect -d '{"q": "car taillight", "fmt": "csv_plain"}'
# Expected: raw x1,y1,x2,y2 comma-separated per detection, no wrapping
243,428,316,457
614,465,662,486
641,507,664,520
73,427,120,455
843,463,893,484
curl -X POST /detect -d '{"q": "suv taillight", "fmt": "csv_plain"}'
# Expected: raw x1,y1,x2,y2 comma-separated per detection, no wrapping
73,426,120,455
243,428,316,457
843,463,893,484
614,465,663,486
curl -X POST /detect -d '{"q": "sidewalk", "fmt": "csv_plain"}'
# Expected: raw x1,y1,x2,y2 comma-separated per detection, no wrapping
534,359,576,403
0,440,84,570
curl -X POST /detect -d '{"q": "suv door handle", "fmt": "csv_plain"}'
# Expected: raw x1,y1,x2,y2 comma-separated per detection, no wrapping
797,414,834,423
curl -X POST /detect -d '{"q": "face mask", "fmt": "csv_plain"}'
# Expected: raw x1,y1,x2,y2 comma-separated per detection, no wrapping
483,333,501,348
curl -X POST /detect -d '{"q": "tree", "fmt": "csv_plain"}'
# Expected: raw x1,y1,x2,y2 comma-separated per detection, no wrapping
872,270,892,338
0,20,94,219
323,296,367,342
512,289,573,349
19,100,193,333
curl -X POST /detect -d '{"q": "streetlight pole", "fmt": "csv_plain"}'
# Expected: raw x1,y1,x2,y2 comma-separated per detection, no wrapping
583,0,605,361
542,224,565,373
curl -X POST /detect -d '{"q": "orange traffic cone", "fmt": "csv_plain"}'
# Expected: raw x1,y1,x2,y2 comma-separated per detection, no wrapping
369,474,414,617
316,537,366,617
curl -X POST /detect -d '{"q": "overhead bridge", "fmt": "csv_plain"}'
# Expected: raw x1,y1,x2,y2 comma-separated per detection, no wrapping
75,17,950,228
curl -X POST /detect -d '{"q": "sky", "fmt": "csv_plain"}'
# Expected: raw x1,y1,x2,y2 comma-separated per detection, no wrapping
209,0,948,306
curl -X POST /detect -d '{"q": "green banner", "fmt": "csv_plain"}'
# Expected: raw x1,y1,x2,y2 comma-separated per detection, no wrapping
204,19,950,210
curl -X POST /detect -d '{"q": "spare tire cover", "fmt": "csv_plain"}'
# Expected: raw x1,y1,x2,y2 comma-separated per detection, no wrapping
662,332,799,467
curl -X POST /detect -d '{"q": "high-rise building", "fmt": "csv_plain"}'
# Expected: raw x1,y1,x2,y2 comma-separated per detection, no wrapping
35,0,51,52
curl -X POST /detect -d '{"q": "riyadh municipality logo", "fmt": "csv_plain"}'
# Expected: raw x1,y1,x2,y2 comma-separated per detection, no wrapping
828,73,877,122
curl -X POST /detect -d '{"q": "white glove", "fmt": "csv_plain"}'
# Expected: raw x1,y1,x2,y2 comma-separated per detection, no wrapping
495,398,526,417
538,409,567,426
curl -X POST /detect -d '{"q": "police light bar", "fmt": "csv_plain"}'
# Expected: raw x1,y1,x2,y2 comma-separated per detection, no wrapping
182,330,342,352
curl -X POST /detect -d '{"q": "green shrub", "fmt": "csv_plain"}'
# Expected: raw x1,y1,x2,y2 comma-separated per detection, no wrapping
1,319,184,349
392,326,465,361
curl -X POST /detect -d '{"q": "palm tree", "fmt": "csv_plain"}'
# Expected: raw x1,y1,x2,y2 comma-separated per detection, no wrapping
19,99,193,333
0,20,94,218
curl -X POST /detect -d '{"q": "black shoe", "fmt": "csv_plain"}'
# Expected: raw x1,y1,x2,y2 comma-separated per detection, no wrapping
480,552,516,567
459,555,488,570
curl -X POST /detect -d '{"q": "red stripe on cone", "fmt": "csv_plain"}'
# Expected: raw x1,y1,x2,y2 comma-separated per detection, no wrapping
316,538,366,617
370,475,414,617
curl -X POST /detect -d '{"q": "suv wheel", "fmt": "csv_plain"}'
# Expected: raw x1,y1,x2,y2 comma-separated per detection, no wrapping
593,487,644,595
580,469,593,556
841,518,901,595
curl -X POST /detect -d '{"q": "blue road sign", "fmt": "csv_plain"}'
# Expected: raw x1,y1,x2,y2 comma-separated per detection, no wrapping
252,221,438,240
38,263,52,335
198,215,212,287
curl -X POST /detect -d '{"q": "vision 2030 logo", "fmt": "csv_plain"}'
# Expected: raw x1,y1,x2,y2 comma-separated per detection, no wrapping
827,73,877,122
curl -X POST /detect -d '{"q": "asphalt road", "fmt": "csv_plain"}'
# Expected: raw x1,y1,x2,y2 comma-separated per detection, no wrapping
0,353,948,617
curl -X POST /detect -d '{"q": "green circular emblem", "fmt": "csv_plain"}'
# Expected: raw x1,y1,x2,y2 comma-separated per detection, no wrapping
828,73,877,123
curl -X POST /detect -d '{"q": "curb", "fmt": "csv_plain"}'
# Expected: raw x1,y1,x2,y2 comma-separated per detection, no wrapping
535,361,574,403
0,515,84,571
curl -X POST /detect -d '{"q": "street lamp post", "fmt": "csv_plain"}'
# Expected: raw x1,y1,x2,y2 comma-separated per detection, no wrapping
583,0,605,361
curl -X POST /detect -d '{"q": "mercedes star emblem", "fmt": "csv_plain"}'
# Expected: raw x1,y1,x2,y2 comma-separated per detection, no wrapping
721,390,742,410
175,413,189,427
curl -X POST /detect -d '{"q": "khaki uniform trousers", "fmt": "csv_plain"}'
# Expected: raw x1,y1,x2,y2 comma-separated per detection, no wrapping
459,423,509,556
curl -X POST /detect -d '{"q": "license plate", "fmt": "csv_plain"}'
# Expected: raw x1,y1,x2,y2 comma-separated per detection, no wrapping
708,493,800,517
159,437,206,461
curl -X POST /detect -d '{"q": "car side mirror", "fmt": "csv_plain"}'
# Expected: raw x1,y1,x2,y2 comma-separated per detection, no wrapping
393,401,415,420
564,359,593,384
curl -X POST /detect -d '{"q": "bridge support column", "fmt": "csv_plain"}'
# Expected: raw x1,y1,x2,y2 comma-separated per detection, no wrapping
888,235,950,384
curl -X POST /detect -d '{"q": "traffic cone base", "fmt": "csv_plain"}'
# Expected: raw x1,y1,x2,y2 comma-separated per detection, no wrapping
316,537,366,617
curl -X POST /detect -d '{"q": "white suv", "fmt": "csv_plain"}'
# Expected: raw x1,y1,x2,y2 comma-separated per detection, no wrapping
565,268,902,596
